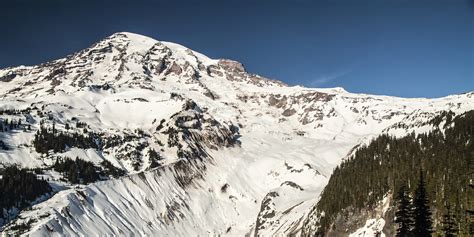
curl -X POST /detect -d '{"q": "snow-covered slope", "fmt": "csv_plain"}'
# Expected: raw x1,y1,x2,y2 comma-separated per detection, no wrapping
0,32,473,236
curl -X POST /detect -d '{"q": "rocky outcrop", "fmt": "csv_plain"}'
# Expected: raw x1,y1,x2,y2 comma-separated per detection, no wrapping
0,72,17,82
162,100,240,160
218,59,245,73
301,194,395,237
255,191,280,236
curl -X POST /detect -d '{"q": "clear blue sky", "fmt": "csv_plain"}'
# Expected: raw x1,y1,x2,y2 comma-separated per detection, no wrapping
1,0,473,98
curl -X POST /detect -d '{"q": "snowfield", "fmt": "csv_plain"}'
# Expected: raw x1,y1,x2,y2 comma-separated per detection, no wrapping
0,32,473,236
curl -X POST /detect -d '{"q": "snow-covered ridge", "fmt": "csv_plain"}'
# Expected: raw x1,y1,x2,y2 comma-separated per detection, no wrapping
0,32,473,236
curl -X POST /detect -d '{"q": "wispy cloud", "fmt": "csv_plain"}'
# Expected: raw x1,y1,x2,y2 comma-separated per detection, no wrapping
309,70,352,87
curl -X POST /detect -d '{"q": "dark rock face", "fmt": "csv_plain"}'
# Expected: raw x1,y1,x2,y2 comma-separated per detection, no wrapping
166,62,183,76
268,94,287,108
255,191,280,236
253,179,308,236
87,42,113,55
301,204,396,237
282,108,297,117
164,100,240,154
280,181,304,191
267,92,337,125
156,99,241,188
0,72,17,82
218,59,245,73
207,65,224,77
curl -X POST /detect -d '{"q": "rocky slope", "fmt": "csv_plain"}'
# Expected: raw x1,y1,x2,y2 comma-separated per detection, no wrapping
0,32,473,236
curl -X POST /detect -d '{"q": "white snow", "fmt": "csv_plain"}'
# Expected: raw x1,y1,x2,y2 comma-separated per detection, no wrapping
349,219,386,237
0,32,473,236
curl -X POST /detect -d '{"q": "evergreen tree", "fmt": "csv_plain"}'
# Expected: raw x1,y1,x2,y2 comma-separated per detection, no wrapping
4,119,8,131
83,165,98,183
308,111,474,235
441,202,457,237
68,164,79,184
413,170,433,237
33,125,99,153
0,166,52,220
395,184,413,237
52,157,116,184
148,148,163,169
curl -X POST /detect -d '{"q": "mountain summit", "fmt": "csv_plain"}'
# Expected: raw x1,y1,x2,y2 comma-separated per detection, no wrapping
0,33,473,236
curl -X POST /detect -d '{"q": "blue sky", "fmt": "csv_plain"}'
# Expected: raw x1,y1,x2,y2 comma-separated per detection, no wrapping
1,0,472,98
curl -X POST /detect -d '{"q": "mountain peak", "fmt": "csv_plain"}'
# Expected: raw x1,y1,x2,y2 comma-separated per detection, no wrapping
106,31,157,43
1,32,473,237
0,32,288,99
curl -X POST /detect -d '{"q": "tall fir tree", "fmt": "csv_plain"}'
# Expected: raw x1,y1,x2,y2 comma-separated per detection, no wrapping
413,170,433,237
395,184,414,237
441,202,458,237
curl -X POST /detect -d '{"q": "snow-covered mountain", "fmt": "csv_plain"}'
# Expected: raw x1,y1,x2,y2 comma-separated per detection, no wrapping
0,32,473,236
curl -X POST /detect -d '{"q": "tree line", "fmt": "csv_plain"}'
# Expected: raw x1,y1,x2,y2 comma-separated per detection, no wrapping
311,110,474,236
53,157,126,184
0,118,29,132
53,157,100,184
33,124,99,154
0,166,52,221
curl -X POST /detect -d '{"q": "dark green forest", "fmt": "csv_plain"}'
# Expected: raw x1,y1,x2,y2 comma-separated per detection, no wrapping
0,158,125,223
33,125,99,154
53,157,126,184
0,167,52,221
313,111,473,236
53,157,101,184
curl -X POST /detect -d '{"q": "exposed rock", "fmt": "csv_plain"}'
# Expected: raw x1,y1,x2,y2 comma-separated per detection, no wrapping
218,59,245,73
207,65,223,77
280,181,304,191
282,108,297,117
165,62,183,76
0,72,17,82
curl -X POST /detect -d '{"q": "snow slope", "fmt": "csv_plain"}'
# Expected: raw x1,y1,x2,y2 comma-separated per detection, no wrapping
0,32,473,236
